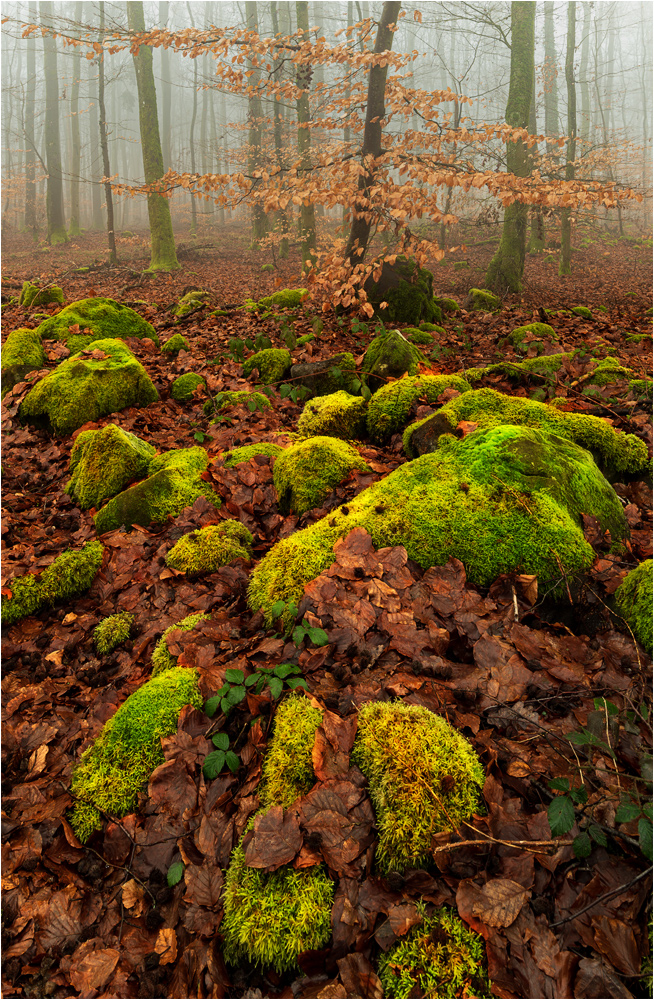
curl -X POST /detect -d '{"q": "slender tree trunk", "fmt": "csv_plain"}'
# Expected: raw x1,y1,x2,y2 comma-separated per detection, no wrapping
578,2,591,150
342,1,354,226
186,2,199,237
345,0,401,265
485,1,535,294
271,0,290,257
88,52,103,229
543,0,559,160
245,1,267,241
529,62,544,253
24,0,37,235
40,0,67,243
127,0,179,271
296,0,317,269
68,0,83,235
559,1,576,276
98,2,117,263
159,1,171,172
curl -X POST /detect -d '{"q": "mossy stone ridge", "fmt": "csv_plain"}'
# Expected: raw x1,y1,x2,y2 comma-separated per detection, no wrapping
223,442,283,466
464,353,575,384
69,666,202,842
362,329,425,392
2,541,104,626
151,611,210,677
571,305,593,319
67,423,156,510
257,288,307,310
366,373,472,443
19,339,159,436
404,326,435,345
433,295,459,313
165,521,253,576
273,436,369,515
297,391,368,440
36,297,158,347
242,348,292,385
94,612,134,656
161,333,189,354
248,426,628,622
1,328,46,397
615,560,653,654
19,281,64,309
171,372,204,402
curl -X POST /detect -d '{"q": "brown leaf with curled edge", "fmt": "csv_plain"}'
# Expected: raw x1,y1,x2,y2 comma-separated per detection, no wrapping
331,527,383,579
471,878,530,928
121,879,145,914
312,711,358,782
388,902,422,936
456,419,479,437
155,927,178,966
69,940,120,994
242,805,302,871
147,758,197,818
337,952,384,999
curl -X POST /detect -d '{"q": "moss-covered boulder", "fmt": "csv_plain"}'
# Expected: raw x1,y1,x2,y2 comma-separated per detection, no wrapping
506,322,557,349
582,358,653,401
364,256,441,325
19,339,159,436
571,305,593,319
353,701,484,872
1,327,46,397
257,288,307,311
19,281,64,309
69,667,202,842
290,352,359,398
2,541,104,626
248,426,628,622
419,322,446,333
464,288,501,312
403,387,649,480
151,611,210,677
36,297,158,349
464,353,575,384
203,390,272,417
433,295,459,313
171,372,204,402
273,436,369,515
297,391,367,440
67,423,156,510
366,373,472,443
242,348,292,385
161,333,189,355
404,326,435,346
223,442,283,466
166,521,253,575
615,561,653,654
362,329,425,392
94,612,134,656
94,446,220,534
174,289,209,318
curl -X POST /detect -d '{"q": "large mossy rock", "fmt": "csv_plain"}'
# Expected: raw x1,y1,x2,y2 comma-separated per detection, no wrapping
36,297,158,351
273,436,369,515
19,339,159,436
615,560,653,654
242,348,292,385
248,425,629,622
364,256,441,325
67,423,156,510
19,281,64,309
403,387,649,480
94,446,220,534
290,352,359,397
361,329,425,392
366,373,472,443
297,391,368,440
1,328,46,397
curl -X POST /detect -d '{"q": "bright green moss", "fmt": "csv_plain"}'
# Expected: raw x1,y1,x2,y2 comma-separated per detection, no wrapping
242,348,292,384
585,358,653,399
404,327,435,345
273,436,369,515
362,330,425,389
1,328,46,397
69,666,202,842
615,560,653,654
151,611,209,677
572,305,593,319
464,353,575,384
94,612,134,656
366,257,441,325
174,290,209,318
506,322,557,347
19,339,159,436
203,390,272,417
223,442,283,466
161,333,189,354
2,574,43,626
466,288,501,311
19,281,64,308
353,701,484,872
166,521,253,576
296,333,315,346
378,904,490,999
67,423,156,510
433,296,459,313
419,322,446,333
36,297,158,347
3,542,104,625
171,372,204,402
257,288,307,310
248,425,628,622
94,447,220,534
366,374,472,443
260,695,323,809
404,387,649,479
297,391,368,440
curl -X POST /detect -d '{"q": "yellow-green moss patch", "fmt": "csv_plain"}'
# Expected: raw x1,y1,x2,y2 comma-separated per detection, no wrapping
1,328,46,397
2,541,104,626
615,560,653,654
297,391,368,440
151,611,210,677
94,612,134,655
366,373,472,443
242,348,292,385
260,694,323,809
223,442,283,466
273,436,369,515
165,521,253,576
67,423,156,510
36,297,158,347
171,372,204,402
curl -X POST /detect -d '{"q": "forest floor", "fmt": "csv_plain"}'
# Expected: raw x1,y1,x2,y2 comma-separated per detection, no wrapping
1,220,653,1000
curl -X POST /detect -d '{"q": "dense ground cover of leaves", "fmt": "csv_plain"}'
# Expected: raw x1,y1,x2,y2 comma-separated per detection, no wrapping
1,223,652,1000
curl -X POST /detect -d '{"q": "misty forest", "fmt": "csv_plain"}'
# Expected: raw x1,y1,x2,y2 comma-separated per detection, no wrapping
1,2,653,998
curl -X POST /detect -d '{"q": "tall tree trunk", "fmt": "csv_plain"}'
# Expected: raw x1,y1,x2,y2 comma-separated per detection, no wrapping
98,1,117,263
24,0,37,235
127,0,179,271
271,0,290,258
40,0,67,243
543,0,559,160
186,2,199,237
296,0,317,269
578,2,591,149
559,1,576,276
68,0,83,235
345,0,401,265
159,1,171,172
485,1,535,294
245,1,267,241
528,63,544,252
88,52,103,229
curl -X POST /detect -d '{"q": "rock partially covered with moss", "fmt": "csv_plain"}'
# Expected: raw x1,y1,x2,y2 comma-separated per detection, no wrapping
297,391,367,440
151,611,209,677
174,289,209,318
67,423,156,510
353,701,484,872
171,372,204,402
366,373,471,443
166,521,253,576
69,666,202,842
1,327,46,397
248,426,628,622
433,295,459,313
290,352,359,398
506,322,557,349
161,333,189,355
94,446,220,534
19,339,159,436
364,256,441,326
404,326,435,346
378,905,489,999
362,329,425,392
572,305,593,319
94,612,134,655
464,353,575,385
19,281,64,309
223,442,283,466
464,288,501,311
403,387,649,479
273,436,369,515
36,297,158,348
2,541,104,626
203,390,272,416
259,695,323,809
242,348,292,385
257,288,307,311
615,561,653,654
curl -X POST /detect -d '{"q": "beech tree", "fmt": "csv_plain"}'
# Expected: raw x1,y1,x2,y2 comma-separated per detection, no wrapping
559,0,576,276
40,0,67,244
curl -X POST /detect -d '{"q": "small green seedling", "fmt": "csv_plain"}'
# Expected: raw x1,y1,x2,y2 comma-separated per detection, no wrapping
245,662,307,699
203,731,240,779
167,860,185,886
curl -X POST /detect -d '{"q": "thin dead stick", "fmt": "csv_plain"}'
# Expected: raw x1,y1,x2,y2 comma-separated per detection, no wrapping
433,836,573,854
549,865,652,928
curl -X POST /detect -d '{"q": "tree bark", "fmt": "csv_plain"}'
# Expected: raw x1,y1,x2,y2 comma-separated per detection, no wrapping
127,0,179,271
271,0,290,257
159,1,171,172
345,0,401,266
543,0,559,160
485,1,535,295
296,0,317,269
186,2,199,237
528,62,544,253
98,1,117,263
245,1,267,241
24,0,37,235
68,0,83,236
578,2,591,149
559,0,576,276
40,0,67,244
